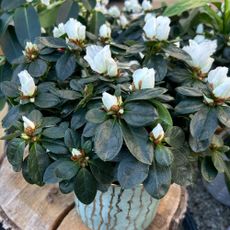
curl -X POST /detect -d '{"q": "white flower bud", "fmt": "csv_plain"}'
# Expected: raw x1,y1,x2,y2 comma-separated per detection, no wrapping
72,148,82,157
64,18,86,42
143,16,171,41
142,0,152,11
151,124,164,142
53,23,65,38
124,0,142,13
84,45,118,77
144,13,156,22
22,116,35,130
132,67,155,89
99,23,111,39
118,15,129,28
18,70,36,97
108,6,121,18
182,39,217,74
102,92,122,111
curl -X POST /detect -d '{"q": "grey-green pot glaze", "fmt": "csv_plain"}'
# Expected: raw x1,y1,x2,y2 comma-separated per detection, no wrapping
75,185,160,230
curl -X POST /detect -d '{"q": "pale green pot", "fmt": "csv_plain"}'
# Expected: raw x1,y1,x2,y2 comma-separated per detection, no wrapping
75,185,160,230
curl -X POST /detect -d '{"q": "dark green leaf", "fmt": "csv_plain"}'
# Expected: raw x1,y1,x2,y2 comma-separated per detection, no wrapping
123,101,158,127
36,36,67,48
94,120,123,161
56,52,76,80
56,0,79,24
82,0,96,11
86,108,107,124
145,55,167,82
71,109,86,129
165,126,185,147
201,156,218,182
0,13,13,36
212,151,225,173
51,89,81,100
217,106,230,128
155,145,174,167
144,162,171,199
190,107,218,141
43,126,67,139
6,138,25,172
42,117,61,127
83,122,98,137
64,128,80,149
90,159,114,184
175,99,205,114
59,179,75,194
42,138,68,154
74,168,97,204
163,44,192,62
35,93,60,108
1,27,23,63
27,143,50,185
176,86,203,97
43,160,63,184
125,88,167,102
0,81,19,97
28,110,43,126
14,6,41,46
189,135,210,152
55,160,79,180
121,122,153,165
117,155,149,189
28,59,47,78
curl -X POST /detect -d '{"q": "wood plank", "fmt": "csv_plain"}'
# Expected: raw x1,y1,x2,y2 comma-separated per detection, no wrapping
58,184,187,230
0,159,74,230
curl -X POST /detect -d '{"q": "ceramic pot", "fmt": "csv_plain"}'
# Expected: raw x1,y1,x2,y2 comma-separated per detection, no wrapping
75,185,159,230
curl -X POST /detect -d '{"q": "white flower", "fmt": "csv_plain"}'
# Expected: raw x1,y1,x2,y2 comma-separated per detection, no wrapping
22,42,39,59
142,0,152,11
143,16,171,41
118,15,129,28
132,67,155,89
151,124,164,141
84,45,118,77
124,0,142,13
72,148,82,157
53,23,65,38
194,24,206,43
99,23,111,39
108,6,120,18
22,116,35,130
18,70,36,97
182,39,217,74
64,18,86,42
196,24,204,34
41,0,50,6
207,66,230,99
102,92,122,111
95,3,108,14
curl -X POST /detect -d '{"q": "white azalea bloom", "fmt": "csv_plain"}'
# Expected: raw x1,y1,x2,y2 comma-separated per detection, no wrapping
22,116,36,130
142,0,152,11
18,70,36,97
118,14,129,28
41,0,50,6
207,66,230,99
124,0,142,13
132,67,155,89
108,6,121,18
196,24,204,34
102,92,121,111
99,23,111,39
182,39,217,74
72,148,82,157
151,124,164,141
84,45,118,77
208,67,229,89
95,2,108,14
143,16,171,41
64,18,86,41
53,23,65,38
22,42,39,57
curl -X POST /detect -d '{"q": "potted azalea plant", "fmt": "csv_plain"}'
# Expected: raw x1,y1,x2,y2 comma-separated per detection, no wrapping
0,0,230,229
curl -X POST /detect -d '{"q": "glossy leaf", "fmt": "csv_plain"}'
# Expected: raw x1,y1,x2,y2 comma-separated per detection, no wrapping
155,145,174,167
201,156,218,182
